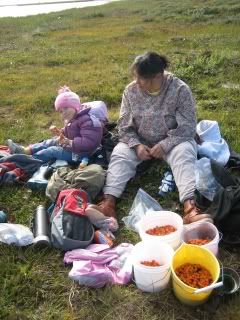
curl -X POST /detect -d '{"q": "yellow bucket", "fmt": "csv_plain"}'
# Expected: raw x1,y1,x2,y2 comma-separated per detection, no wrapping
171,244,220,306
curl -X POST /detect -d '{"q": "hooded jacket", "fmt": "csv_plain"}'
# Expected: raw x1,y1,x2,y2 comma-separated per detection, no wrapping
63,108,103,155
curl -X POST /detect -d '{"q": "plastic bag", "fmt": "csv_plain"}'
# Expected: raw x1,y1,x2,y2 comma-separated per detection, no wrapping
0,223,34,246
195,158,222,201
122,188,162,232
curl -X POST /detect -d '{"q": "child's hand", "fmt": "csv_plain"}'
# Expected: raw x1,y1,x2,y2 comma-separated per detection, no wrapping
58,133,72,147
49,125,61,136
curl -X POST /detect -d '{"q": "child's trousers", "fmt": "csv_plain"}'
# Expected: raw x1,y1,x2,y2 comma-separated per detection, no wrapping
29,138,76,163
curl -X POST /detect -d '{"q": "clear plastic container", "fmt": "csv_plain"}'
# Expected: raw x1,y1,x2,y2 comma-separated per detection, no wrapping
182,221,220,256
218,267,240,295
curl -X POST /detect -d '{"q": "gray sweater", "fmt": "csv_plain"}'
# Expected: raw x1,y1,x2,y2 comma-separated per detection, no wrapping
118,72,197,154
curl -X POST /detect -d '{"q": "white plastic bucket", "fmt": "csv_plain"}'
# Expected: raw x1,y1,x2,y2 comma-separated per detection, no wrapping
182,221,220,256
132,241,174,292
137,211,183,250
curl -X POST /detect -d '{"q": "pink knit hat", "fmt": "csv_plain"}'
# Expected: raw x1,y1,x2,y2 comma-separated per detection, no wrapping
54,86,82,112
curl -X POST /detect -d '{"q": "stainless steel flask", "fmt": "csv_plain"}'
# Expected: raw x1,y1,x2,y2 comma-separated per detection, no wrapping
33,205,50,246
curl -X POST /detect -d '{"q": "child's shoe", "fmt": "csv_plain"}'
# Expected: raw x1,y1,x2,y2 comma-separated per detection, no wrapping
94,229,115,247
7,139,25,154
158,170,176,196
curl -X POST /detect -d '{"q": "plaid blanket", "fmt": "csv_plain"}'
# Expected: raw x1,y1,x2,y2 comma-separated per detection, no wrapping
0,162,26,185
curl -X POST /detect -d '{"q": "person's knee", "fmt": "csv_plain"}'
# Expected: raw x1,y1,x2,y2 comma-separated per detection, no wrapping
45,146,59,155
112,142,136,160
171,140,197,159
37,146,60,157
183,140,197,155
48,146,60,151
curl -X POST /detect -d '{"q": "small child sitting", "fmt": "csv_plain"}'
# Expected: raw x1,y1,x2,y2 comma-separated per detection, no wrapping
7,86,108,164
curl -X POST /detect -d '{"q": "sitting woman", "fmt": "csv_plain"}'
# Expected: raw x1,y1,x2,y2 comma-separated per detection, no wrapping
7,86,107,164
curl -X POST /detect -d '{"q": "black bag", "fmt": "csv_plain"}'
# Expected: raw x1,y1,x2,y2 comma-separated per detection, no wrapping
195,160,240,244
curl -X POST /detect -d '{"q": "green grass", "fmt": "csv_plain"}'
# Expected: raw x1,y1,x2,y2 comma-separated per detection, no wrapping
0,0,240,319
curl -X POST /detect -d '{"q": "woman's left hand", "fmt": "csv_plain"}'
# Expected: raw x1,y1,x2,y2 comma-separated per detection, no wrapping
149,144,165,159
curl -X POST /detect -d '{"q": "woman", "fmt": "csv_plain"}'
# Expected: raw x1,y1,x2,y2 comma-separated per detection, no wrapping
91,51,213,225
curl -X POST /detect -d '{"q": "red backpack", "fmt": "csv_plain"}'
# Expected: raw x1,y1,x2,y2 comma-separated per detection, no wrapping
52,188,88,217
51,189,94,251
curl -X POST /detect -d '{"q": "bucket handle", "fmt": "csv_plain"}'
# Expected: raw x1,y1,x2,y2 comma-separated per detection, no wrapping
194,281,223,294
174,275,223,295
202,231,223,246
194,260,224,294
174,261,224,294
219,231,223,242
132,268,171,290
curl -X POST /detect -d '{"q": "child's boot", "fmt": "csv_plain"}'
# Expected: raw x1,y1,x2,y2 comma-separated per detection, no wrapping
7,139,25,154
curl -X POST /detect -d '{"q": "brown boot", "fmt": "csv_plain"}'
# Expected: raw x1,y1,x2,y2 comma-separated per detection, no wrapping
183,199,213,224
88,195,117,219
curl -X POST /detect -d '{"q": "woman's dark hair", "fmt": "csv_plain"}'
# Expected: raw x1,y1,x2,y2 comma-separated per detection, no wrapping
131,52,169,79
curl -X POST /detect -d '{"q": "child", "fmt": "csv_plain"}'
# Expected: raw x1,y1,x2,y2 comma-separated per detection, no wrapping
7,86,107,163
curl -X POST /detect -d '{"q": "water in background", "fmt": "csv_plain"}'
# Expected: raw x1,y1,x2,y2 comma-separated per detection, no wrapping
0,0,120,18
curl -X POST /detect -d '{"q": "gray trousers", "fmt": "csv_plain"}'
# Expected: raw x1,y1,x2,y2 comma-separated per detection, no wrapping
103,140,197,203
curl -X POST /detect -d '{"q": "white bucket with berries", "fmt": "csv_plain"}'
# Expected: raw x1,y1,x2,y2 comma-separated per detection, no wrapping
132,241,174,292
137,211,183,250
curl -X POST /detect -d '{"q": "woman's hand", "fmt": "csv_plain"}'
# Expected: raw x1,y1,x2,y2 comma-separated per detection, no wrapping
149,143,165,159
135,144,152,161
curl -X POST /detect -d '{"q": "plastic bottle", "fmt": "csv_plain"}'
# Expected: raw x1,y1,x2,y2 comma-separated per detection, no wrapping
32,205,51,246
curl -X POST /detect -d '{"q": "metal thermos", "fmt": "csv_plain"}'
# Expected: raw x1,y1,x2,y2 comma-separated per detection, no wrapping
33,205,50,246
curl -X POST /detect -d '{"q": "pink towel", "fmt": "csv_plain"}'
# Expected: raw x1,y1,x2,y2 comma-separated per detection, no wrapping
64,243,133,288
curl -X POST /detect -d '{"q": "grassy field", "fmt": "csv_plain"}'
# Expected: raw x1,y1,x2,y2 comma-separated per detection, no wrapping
0,0,240,319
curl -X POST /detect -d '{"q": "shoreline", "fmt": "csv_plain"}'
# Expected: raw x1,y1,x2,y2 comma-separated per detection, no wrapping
0,1,96,7
0,0,120,18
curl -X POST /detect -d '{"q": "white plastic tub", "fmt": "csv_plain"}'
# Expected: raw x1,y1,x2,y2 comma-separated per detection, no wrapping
137,211,183,250
132,241,174,292
182,221,220,256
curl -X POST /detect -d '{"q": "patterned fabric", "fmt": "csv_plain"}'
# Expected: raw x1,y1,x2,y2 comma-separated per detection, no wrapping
0,162,26,185
118,72,197,154
0,145,10,158
0,154,43,174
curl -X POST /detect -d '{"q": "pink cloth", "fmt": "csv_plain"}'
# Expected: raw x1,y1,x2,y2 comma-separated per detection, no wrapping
64,243,133,288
